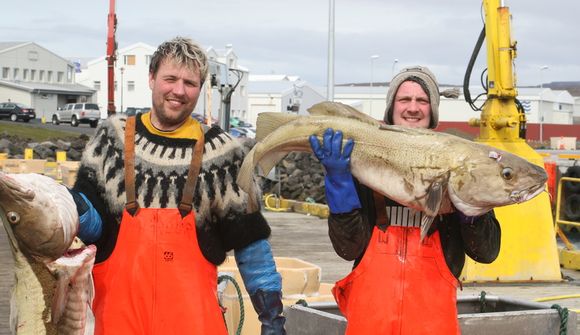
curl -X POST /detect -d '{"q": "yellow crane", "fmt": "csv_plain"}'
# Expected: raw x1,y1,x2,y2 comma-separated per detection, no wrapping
460,0,561,282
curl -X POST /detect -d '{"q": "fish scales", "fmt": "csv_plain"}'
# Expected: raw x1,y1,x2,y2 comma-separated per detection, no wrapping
238,102,547,239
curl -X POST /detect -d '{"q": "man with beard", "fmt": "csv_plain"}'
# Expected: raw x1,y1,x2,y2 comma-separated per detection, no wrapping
68,37,286,335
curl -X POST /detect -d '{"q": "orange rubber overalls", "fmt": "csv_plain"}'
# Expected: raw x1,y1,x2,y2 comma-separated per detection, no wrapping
332,194,460,335
92,117,227,335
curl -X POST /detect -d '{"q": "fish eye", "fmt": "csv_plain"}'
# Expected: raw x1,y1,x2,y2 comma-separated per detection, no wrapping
501,167,514,180
6,212,20,224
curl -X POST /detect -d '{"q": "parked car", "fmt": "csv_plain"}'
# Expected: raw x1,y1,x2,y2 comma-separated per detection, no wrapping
0,102,36,122
191,113,218,125
123,107,150,116
52,103,100,128
228,128,247,138
233,127,256,139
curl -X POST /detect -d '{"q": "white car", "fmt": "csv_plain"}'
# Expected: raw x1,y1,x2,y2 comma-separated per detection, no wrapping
52,103,101,128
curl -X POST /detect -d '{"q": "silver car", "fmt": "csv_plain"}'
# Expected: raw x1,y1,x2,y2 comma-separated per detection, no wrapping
52,103,101,128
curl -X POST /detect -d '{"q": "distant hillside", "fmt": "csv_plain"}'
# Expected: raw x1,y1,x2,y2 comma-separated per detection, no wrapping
543,81,580,96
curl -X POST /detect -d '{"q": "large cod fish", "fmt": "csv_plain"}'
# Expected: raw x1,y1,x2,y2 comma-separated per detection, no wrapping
0,172,95,335
237,102,547,238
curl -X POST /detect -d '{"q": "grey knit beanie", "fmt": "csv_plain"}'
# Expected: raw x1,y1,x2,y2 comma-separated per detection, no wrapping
384,66,440,129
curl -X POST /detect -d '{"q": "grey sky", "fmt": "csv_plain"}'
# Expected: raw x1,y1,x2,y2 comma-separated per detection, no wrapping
3,0,579,87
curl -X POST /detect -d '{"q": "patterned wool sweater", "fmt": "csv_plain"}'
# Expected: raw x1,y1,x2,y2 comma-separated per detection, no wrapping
74,113,270,264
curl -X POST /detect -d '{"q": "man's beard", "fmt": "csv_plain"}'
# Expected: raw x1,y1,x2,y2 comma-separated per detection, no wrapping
154,105,190,129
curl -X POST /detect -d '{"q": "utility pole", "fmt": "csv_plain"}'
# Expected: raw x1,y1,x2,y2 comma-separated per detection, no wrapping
106,0,117,116
326,0,335,101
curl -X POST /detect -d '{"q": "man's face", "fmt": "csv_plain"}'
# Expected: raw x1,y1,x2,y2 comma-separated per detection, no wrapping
392,81,431,129
149,58,201,131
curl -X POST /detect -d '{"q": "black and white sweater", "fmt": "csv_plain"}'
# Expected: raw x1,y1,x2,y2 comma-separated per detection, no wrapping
74,114,270,265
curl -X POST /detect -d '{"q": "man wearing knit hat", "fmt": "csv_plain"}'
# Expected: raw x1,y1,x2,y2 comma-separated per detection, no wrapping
309,66,501,334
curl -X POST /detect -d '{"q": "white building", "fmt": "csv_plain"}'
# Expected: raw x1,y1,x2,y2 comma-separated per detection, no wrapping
319,85,578,125
575,97,580,124
77,42,249,123
204,45,249,124
76,42,156,119
247,77,325,127
0,42,95,120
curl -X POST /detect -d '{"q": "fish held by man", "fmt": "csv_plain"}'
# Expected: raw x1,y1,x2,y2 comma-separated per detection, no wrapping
0,172,95,335
237,101,547,239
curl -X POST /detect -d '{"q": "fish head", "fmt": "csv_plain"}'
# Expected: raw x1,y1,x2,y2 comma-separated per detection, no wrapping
0,172,75,263
447,149,547,216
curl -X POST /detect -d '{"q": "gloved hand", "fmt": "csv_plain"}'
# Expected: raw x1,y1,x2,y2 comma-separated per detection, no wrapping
309,128,361,214
67,188,102,243
250,290,286,335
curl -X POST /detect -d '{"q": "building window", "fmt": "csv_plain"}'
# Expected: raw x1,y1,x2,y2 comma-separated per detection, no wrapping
13,68,19,80
127,81,135,91
57,71,64,83
30,69,36,81
145,55,152,65
2,67,9,79
124,55,136,65
94,81,101,91
39,70,44,82
23,69,28,81
47,71,53,82
67,65,74,81
28,51,39,61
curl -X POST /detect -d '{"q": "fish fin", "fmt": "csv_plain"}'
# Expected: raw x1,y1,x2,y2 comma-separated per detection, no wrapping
307,101,381,126
420,215,435,242
256,112,300,141
425,181,444,216
257,151,288,177
47,265,69,324
420,181,445,241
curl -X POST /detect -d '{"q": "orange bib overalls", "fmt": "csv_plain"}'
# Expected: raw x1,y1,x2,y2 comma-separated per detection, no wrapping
92,117,227,335
332,194,460,335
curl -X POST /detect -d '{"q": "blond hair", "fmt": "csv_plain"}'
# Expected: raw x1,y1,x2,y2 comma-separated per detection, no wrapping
149,36,208,84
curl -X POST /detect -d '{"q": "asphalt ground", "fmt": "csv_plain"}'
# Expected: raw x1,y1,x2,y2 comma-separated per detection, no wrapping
1,210,579,334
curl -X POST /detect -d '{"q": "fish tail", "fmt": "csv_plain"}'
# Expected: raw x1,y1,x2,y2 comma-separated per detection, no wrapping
237,145,259,213
256,112,301,141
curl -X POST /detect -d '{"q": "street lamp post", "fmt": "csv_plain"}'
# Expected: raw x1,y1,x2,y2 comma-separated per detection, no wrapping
392,59,399,79
327,0,335,101
120,67,125,114
539,65,549,142
369,55,380,114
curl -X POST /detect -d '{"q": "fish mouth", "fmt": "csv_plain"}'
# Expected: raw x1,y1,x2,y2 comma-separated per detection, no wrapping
509,183,545,203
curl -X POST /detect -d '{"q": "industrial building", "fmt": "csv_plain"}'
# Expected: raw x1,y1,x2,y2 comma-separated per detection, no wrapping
0,42,96,120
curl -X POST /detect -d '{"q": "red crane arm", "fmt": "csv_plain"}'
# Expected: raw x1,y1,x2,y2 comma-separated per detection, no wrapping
106,0,117,116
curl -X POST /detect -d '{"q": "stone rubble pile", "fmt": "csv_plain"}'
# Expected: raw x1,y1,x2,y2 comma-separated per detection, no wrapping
0,133,90,161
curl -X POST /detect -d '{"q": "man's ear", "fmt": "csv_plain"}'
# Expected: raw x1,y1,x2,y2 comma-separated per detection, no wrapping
148,73,155,90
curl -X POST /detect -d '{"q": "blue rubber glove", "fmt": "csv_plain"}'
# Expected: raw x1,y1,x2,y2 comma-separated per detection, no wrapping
235,239,285,334
68,188,103,244
309,128,361,214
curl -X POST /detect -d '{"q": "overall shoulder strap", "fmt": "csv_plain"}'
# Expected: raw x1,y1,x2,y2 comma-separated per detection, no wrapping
124,116,140,216
178,123,205,218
